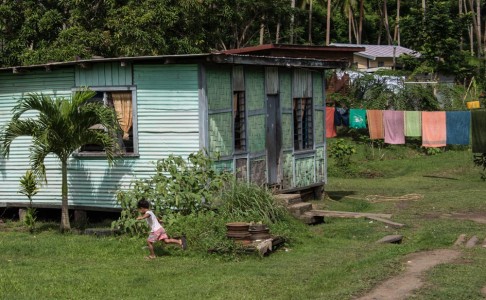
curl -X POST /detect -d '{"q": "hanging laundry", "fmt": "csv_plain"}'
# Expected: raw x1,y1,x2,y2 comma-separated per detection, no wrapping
349,109,367,129
384,110,405,144
404,111,422,137
366,110,384,139
334,107,349,127
422,111,446,148
326,107,337,138
446,111,470,145
471,110,486,152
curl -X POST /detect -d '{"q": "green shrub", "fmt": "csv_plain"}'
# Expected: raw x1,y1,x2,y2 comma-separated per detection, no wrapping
19,170,39,233
216,180,289,224
112,150,232,236
329,139,356,171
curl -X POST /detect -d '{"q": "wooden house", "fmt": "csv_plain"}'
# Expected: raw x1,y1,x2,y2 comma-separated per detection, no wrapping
331,43,420,71
0,44,362,213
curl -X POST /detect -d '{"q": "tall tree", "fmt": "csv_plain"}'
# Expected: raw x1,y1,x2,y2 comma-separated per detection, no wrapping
326,0,331,45
358,0,364,44
394,0,401,45
0,91,120,231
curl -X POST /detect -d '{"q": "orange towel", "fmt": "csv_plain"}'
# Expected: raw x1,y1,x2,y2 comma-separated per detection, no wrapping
422,111,446,147
366,110,384,139
326,107,337,138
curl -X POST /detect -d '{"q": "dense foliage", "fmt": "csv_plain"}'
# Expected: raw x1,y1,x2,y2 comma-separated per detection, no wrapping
0,0,483,82
113,151,300,254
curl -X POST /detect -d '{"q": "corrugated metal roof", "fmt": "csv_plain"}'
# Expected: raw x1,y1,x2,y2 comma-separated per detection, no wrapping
0,44,365,72
331,43,420,60
221,43,365,54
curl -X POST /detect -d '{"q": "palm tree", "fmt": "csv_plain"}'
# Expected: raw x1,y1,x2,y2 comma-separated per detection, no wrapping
0,90,121,232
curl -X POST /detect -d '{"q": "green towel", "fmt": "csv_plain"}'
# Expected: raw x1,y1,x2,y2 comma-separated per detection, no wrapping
350,109,367,129
472,110,486,153
404,111,421,137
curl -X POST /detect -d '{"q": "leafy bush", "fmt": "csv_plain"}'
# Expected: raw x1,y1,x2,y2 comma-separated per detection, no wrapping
329,139,356,170
19,170,39,233
112,153,306,254
216,180,289,225
423,147,442,156
473,153,486,181
112,150,232,235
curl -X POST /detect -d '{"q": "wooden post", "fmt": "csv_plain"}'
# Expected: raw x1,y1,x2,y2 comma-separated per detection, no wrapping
74,210,87,228
18,208,27,222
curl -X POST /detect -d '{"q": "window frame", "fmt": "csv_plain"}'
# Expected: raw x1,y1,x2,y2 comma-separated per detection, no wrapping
72,86,139,157
233,90,247,153
293,97,314,152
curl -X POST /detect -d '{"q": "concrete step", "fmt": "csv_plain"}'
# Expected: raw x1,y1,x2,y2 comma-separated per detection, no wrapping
301,212,325,225
274,193,302,206
288,202,312,217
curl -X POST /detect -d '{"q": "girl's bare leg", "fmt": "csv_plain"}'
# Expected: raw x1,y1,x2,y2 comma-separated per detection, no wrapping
147,240,156,258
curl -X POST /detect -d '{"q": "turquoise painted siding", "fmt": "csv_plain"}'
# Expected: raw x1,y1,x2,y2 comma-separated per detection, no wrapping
0,70,75,206
0,64,200,208
133,64,200,168
75,62,132,86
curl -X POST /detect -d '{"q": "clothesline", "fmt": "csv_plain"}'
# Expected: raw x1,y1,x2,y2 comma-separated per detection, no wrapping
325,107,486,152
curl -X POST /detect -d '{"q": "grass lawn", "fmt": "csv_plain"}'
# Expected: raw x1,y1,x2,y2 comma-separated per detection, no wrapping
2,148,486,299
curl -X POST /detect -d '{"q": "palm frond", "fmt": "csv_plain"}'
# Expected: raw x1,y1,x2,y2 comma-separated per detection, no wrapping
12,93,60,121
0,119,43,157
30,140,52,182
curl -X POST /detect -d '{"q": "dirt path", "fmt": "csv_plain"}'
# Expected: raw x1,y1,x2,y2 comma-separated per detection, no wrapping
356,249,461,300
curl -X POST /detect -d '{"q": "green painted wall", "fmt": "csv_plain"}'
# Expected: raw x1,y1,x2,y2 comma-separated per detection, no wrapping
206,66,233,160
208,113,233,156
314,110,324,145
282,151,293,189
206,66,232,111
75,62,132,86
280,70,293,151
246,67,265,111
295,156,315,187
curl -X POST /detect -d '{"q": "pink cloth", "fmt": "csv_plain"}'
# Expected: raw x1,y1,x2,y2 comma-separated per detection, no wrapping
326,107,337,138
384,110,405,144
422,111,446,147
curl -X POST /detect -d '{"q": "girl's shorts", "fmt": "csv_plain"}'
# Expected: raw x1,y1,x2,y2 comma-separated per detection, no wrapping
147,227,169,242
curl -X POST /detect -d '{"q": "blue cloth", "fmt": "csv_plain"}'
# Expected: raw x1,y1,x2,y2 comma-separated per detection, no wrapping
334,107,349,127
446,111,471,145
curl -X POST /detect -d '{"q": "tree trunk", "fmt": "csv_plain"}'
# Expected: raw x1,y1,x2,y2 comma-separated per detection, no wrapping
60,159,71,232
383,0,392,45
308,0,313,44
358,0,364,44
422,0,426,24
477,0,482,55
468,0,482,57
465,0,474,55
459,0,463,51
259,18,265,45
394,0,401,45
326,0,331,45
349,6,353,43
291,0,295,44
276,21,281,43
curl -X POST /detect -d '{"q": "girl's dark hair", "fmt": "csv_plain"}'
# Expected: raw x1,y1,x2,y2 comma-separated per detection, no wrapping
137,198,150,209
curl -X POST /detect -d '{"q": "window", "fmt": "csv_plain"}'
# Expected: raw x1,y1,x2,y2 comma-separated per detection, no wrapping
79,89,137,155
293,98,313,151
233,91,246,152
377,61,385,67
